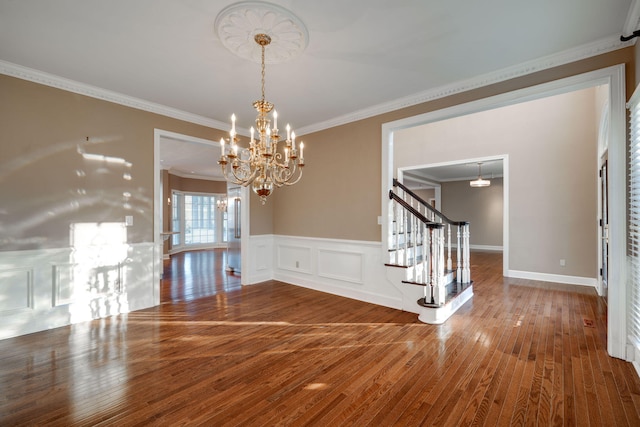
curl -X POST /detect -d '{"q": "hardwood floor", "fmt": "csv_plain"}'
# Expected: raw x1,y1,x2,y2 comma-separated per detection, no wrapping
2,250,640,426
161,249,242,302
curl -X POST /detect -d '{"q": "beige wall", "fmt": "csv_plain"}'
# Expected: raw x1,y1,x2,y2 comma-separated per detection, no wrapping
250,191,274,235
0,48,634,253
272,48,634,244
168,174,227,194
395,88,598,277
413,188,436,204
636,40,640,88
441,179,503,248
0,74,228,251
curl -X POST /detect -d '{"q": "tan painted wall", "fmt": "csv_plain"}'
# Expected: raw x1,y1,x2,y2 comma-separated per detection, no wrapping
250,191,275,235
168,174,227,194
0,74,229,251
413,188,435,204
441,179,503,248
0,48,634,253
395,88,598,277
636,40,640,88
272,48,634,244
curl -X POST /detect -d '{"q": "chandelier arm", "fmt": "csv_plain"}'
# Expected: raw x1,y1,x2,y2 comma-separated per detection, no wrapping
229,159,255,183
269,158,292,183
279,168,303,186
271,163,302,186
220,163,244,185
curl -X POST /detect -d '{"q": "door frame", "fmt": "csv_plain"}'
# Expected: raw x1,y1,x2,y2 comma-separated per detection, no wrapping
153,129,249,305
381,64,627,359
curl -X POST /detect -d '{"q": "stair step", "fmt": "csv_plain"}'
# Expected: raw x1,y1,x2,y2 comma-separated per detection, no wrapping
388,243,424,252
384,263,409,269
417,281,473,307
385,256,425,267
398,268,456,282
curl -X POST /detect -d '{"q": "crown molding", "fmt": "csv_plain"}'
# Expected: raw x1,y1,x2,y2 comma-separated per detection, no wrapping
296,34,632,136
0,60,228,130
0,31,633,137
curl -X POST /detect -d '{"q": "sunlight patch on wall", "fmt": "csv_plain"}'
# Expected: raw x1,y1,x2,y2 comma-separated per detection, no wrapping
68,222,130,323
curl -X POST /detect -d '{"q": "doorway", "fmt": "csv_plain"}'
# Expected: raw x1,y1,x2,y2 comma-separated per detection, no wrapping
381,65,626,359
153,129,249,305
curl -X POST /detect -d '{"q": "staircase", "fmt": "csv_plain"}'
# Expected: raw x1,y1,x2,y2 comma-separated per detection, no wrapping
386,179,473,324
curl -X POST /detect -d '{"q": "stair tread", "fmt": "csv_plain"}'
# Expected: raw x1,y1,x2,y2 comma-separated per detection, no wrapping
417,281,473,307
385,263,409,269
388,243,424,251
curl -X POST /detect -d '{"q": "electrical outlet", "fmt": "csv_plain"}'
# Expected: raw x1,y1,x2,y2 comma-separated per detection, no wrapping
125,215,133,226
560,259,566,267
296,261,299,268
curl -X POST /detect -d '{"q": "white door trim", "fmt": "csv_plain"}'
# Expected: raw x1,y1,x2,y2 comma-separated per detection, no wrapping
382,64,626,359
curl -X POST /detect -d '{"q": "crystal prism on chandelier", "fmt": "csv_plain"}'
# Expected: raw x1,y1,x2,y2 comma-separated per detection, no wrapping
218,33,305,205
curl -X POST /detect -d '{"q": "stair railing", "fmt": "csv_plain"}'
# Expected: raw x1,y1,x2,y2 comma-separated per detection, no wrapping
388,190,446,304
391,179,471,285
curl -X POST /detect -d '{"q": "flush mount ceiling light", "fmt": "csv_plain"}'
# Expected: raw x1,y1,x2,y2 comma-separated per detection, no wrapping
470,162,490,187
214,2,309,204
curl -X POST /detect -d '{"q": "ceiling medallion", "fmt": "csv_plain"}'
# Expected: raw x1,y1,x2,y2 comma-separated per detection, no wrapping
214,1,309,64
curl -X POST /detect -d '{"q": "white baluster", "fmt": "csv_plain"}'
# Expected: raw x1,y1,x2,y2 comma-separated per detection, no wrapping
446,224,452,272
421,222,427,284
456,225,462,283
463,223,471,283
393,202,399,265
435,226,446,305
403,208,408,266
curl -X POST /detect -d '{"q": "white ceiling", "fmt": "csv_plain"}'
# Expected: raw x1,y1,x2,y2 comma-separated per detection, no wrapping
404,160,504,189
0,0,637,180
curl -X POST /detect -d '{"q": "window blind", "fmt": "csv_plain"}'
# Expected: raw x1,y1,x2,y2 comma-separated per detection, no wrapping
628,87,640,348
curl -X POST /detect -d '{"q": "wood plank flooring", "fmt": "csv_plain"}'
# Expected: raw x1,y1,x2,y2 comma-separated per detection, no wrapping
1,250,640,426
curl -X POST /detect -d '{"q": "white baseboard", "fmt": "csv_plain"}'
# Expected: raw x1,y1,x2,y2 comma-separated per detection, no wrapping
507,269,597,287
451,244,503,252
470,244,503,252
275,272,402,311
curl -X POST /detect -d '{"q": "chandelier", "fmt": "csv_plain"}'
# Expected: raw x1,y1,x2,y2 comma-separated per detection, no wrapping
218,33,305,204
470,162,491,187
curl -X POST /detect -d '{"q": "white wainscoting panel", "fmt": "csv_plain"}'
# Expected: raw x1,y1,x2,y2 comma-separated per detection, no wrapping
52,262,76,307
317,249,364,284
270,235,402,310
246,234,274,284
277,244,313,274
0,243,157,340
0,267,33,314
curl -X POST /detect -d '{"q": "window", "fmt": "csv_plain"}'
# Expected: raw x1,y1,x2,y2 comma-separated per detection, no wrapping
172,192,181,246
171,191,227,250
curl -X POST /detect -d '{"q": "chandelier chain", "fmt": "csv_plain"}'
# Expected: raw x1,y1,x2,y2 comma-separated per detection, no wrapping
261,43,266,102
